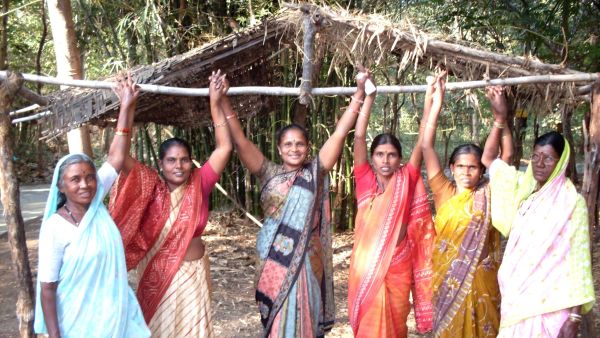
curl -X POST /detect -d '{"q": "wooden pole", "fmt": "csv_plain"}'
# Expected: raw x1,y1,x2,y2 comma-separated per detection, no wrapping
298,6,319,106
0,71,35,337
581,81,600,338
0,71,598,97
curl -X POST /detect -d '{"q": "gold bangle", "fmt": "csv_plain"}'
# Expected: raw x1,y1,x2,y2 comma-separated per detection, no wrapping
214,120,228,128
493,121,506,129
115,131,129,136
226,114,237,120
351,95,364,104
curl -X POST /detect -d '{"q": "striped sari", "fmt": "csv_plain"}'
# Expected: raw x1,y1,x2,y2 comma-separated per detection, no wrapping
489,140,594,337
110,161,213,337
431,176,500,338
255,157,334,338
348,164,435,338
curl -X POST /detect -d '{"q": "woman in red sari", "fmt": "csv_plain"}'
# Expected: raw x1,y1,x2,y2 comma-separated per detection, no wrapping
109,71,231,337
348,70,435,338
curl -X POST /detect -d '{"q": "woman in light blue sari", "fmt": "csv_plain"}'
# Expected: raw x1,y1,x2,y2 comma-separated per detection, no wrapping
34,74,150,338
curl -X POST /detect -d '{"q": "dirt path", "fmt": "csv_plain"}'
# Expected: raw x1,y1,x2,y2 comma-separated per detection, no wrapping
2,211,599,337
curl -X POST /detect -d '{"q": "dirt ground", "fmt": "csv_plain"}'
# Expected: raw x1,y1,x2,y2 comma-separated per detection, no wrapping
1,211,599,337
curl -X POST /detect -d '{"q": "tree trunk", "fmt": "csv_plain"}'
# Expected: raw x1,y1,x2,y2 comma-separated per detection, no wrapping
0,0,9,70
581,81,599,338
512,108,528,168
560,104,579,184
0,71,35,338
47,0,92,156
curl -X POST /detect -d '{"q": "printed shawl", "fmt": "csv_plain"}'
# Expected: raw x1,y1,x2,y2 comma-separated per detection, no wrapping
34,154,149,337
348,165,435,335
109,160,204,323
432,183,500,337
490,140,595,329
255,158,334,337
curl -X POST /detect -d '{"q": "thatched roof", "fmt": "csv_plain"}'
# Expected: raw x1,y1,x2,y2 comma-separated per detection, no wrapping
36,3,594,139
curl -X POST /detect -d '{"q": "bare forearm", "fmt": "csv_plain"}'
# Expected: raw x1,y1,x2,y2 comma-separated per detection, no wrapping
353,94,374,166
107,104,135,172
41,283,61,338
320,90,365,171
210,99,232,152
222,99,264,173
500,126,514,163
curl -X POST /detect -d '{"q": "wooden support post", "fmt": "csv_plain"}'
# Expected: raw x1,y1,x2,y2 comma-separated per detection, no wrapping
0,71,35,337
581,81,599,338
298,6,319,107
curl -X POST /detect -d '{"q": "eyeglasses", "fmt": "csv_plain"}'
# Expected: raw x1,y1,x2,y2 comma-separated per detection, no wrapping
531,153,557,165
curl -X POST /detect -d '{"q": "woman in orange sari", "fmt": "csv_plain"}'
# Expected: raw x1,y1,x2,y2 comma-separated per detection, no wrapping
348,70,435,338
422,73,512,337
109,71,231,337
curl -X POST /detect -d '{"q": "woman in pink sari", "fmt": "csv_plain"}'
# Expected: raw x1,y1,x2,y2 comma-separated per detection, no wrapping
488,129,595,338
348,70,435,338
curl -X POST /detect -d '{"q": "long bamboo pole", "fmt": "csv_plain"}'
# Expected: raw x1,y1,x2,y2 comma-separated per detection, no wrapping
1,71,598,96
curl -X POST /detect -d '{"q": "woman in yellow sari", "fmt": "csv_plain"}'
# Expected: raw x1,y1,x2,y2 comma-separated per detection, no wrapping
422,74,512,337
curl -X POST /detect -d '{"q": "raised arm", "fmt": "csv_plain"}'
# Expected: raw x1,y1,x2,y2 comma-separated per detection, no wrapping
409,70,447,169
206,70,233,174
222,84,265,175
320,66,367,171
353,70,376,166
421,71,447,178
481,86,512,168
108,73,139,173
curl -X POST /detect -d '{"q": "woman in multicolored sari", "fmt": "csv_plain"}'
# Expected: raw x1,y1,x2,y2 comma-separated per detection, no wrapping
422,74,512,337
348,70,436,337
488,129,594,337
223,68,370,338
109,71,232,337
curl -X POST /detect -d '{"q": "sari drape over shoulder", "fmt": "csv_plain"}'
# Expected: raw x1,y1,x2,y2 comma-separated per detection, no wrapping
348,164,435,338
254,157,334,338
109,160,204,324
430,174,500,338
34,154,149,337
489,141,594,337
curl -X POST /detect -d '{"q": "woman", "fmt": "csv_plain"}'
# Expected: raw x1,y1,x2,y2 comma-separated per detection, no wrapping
488,129,594,337
422,74,511,337
35,75,150,337
108,71,232,337
347,71,436,337
222,68,370,337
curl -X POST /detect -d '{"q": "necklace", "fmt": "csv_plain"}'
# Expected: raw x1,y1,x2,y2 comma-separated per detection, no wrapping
63,204,80,226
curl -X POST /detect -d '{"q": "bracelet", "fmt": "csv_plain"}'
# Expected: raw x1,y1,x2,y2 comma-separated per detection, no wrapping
214,120,228,128
115,131,129,136
226,114,237,120
358,112,368,118
568,313,582,323
493,121,506,129
350,95,364,104
115,127,130,134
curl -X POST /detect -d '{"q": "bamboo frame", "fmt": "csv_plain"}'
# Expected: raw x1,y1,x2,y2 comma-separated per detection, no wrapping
2,71,598,98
